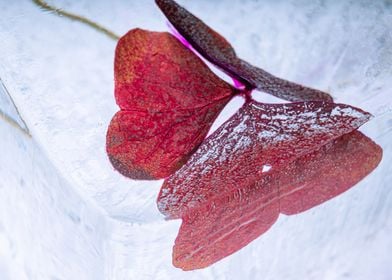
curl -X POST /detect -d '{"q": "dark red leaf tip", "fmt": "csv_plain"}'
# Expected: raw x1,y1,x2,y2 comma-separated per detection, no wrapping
155,0,334,102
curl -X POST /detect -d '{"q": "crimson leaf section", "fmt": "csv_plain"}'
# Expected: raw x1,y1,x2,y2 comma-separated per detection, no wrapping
157,101,382,269
172,131,382,270
158,100,372,218
106,29,236,179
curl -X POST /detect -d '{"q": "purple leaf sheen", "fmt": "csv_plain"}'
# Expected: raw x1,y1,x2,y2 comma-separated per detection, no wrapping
155,0,333,102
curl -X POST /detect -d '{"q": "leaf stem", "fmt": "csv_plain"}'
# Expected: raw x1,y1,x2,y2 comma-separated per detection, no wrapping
0,79,31,137
32,0,120,41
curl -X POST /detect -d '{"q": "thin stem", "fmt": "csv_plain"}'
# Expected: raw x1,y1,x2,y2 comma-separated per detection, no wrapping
0,80,31,137
0,111,32,137
32,0,120,41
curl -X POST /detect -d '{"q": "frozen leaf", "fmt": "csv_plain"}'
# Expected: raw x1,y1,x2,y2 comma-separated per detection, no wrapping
155,0,333,102
171,131,382,270
158,100,372,218
156,0,237,64
106,29,236,179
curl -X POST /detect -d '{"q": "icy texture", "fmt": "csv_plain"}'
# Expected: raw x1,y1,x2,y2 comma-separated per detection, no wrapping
0,0,391,279
0,114,108,279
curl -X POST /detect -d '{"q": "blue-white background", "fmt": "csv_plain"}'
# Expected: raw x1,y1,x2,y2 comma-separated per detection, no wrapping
0,0,391,279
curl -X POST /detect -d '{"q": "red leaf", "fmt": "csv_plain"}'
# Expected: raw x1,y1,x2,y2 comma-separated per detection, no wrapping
106,29,236,179
157,101,381,269
155,0,333,102
171,130,382,270
158,100,373,219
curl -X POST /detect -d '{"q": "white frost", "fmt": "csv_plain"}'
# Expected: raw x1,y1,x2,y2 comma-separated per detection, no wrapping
262,164,272,173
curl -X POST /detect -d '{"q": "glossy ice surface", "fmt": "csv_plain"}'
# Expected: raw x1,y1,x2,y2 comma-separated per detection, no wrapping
0,0,391,279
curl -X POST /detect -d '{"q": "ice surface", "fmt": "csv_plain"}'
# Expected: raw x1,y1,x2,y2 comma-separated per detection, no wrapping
0,116,108,279
0,0,391,279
